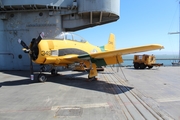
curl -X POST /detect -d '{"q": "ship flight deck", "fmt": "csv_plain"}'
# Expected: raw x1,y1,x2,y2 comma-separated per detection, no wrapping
0,67,179,120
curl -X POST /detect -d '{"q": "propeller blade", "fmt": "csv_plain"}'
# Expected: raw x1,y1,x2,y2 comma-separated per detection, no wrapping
18,39,29,49
34,32,44,45
40,32,45,39
18,32,45,81
30,32,44,50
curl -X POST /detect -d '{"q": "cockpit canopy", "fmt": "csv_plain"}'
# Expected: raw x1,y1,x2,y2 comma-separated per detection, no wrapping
55,32,87,42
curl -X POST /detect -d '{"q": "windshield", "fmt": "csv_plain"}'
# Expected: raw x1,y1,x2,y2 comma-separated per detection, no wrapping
54,32,87,42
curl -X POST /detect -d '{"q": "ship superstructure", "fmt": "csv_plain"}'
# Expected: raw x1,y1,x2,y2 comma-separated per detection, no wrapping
0,0,120,70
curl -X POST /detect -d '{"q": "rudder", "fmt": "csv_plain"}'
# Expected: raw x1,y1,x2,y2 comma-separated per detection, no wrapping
104,33,115,51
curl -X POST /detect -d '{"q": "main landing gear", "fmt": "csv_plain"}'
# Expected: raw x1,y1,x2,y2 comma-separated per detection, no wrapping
36,63,98,82
37,66,58,82
87,63,98,81
51,69,58,75
87,75,97,81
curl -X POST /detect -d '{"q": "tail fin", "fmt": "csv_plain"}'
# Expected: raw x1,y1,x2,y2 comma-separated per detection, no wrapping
103,33,115,51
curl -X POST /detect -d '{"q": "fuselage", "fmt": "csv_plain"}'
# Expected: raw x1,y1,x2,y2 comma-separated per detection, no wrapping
33,39,103,64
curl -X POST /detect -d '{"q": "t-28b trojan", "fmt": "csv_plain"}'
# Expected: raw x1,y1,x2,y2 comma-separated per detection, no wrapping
18,32,164,82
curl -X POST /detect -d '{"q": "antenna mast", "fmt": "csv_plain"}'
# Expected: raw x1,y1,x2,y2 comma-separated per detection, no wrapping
168,1,180,62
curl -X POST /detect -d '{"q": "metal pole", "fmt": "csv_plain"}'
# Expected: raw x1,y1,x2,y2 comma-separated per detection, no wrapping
179,1,180,61
30,58,34,80
168,1,180,64
0,0,3,7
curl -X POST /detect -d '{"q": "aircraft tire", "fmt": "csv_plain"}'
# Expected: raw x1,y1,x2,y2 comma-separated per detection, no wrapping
88,75,95,79
38,74,47,82
88,75,96,80
51,69,57,75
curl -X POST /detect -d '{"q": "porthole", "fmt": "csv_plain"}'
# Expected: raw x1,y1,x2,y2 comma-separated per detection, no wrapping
18,54,22,59
10,14,14,17
39,12,43,16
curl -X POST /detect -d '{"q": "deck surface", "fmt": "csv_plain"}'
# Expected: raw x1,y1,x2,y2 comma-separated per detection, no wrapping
0,67,179,120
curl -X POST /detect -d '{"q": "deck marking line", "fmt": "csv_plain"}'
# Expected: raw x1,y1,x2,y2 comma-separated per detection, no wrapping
156,97,180,102
51,103,109,111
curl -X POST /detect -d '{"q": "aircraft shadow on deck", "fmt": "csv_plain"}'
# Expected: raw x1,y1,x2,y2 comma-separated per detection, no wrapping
0,71,133,95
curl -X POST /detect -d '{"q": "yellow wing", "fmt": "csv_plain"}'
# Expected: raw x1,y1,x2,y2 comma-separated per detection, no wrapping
43,44,164,67
90,44,164,58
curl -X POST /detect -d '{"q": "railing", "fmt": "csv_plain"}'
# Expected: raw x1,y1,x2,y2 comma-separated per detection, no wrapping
123,58,180,61
121,58,180,66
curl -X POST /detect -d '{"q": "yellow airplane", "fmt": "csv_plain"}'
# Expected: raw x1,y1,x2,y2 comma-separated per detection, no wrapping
18,32,164,82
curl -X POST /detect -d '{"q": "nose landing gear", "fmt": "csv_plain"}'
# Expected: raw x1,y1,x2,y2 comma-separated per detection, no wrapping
38,74,47,82
37,66,48,82
37,66,58,82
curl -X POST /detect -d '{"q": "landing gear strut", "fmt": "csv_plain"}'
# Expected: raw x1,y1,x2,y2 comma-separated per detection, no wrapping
87,63,98,80
37,66,47,82
37,66,58,82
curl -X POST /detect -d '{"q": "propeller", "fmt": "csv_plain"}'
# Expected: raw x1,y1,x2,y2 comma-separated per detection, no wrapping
18,32,44,80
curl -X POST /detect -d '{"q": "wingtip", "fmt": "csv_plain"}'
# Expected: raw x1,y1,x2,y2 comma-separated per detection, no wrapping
157,44,164,49
152,44,164,49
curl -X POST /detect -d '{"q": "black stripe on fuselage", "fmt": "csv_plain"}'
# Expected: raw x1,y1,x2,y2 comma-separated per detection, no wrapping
58,48,88,56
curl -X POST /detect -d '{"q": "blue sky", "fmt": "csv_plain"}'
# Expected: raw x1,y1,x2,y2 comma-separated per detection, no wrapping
75,1,180,55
